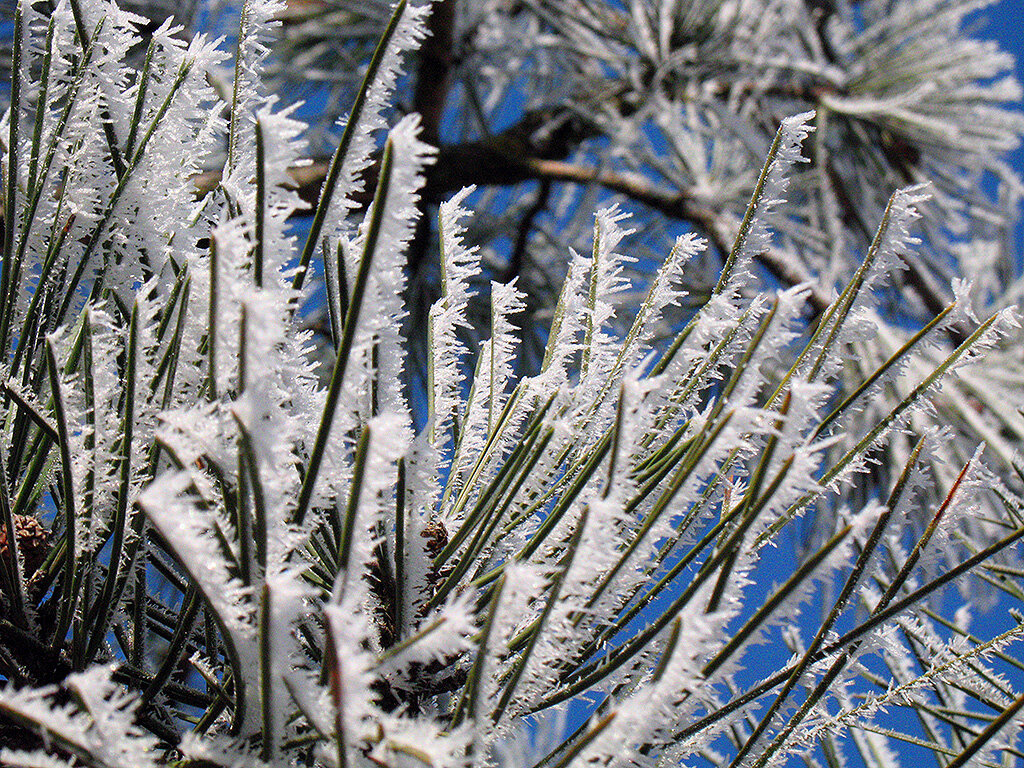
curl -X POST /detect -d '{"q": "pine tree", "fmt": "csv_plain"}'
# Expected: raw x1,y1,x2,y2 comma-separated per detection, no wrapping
0,1,1022,766
252,0,1024,542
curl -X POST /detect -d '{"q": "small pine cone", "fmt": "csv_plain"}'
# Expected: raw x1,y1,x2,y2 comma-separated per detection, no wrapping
420,519,448,558
419,520,454,615
0,514,50,578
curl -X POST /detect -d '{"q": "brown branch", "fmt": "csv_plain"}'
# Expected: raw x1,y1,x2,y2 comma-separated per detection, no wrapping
506,179,552,283
523,158,833,314
189,105,861,317
412,0,456,146
190,106,597,204
190,129,832,313
406,0,458,275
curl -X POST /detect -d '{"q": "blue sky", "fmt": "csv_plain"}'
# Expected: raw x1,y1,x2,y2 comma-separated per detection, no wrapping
990,2,1024,84
988,1,1024,168
968,2,1024,257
